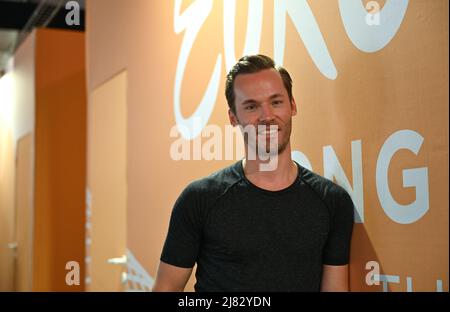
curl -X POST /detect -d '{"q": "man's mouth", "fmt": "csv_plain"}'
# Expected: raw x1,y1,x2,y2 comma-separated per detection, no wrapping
258,128,279,135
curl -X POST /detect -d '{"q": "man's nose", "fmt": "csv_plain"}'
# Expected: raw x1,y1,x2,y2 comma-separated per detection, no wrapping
259,104,275,122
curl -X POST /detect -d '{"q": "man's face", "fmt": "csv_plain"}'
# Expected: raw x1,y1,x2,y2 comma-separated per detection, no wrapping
229,68,297,156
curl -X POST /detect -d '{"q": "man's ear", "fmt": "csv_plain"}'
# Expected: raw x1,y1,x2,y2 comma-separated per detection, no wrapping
228,109,238,126
291,98,298,116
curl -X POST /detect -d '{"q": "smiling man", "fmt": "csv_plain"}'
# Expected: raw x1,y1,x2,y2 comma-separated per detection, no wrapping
153,54,354,292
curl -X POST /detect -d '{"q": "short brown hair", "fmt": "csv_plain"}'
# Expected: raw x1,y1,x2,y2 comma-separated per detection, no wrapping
225,54,293,113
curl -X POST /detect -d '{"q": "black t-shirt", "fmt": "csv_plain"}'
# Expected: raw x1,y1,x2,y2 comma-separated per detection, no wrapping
160,160,354,291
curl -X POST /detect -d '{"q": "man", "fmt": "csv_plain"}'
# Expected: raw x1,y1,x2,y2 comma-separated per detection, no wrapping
153,55,354,292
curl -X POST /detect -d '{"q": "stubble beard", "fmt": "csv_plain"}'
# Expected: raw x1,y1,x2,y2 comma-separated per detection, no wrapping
240,118,292,158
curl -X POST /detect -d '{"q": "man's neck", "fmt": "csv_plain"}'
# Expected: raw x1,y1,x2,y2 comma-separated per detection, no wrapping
242,145,298,191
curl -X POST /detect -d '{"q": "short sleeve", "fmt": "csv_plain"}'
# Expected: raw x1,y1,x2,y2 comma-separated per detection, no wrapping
160,182,204,268
322,188,355,265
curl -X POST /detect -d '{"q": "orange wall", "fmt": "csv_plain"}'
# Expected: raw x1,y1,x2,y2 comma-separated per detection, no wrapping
33,28,86,291
0,74,16,291
0,32,36,291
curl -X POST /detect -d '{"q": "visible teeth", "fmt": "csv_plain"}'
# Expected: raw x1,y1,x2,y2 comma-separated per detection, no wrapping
260,129,278,135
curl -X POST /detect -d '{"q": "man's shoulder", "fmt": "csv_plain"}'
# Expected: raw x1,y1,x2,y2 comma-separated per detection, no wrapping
298,165,351,202
183,161,243,197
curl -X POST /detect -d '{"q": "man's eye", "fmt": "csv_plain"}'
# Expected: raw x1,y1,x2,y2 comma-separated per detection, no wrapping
273,100,282,105
245,105,255,110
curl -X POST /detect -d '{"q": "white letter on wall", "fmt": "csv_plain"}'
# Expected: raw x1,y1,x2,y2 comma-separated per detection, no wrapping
323,140,364,223
224,0,263,72
376,130,429,224
338,0,409,52
274,0,337,80
174,0,221,140
291,150,312,171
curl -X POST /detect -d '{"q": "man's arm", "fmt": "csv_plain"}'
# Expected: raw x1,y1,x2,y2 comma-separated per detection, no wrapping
320,264,349,292
152,261,193,292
